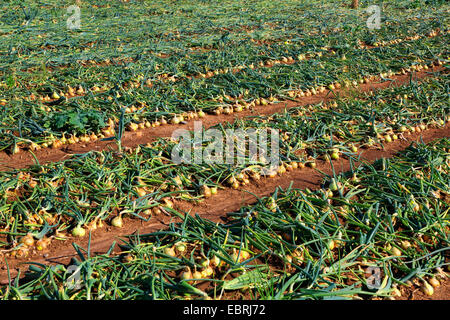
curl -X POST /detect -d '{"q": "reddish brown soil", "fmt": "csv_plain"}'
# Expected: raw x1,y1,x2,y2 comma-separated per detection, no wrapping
397,279,450,300
1,122,448,286
0,66,445,172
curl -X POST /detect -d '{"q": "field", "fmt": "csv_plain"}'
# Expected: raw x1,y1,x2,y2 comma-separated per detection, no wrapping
0,0,449,301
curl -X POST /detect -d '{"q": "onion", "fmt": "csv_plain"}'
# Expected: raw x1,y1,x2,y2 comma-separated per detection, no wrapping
268,170,277,178
21,234,35,247
52,139,63,149
164,246,176,257
391,246,402,256
421,280,434,296
72,226,86,237
12,144,20,154
240,250,250,260
400,240,411,250
135,187,146,197
211,255,221,267
200,185,212,198
175,242,187,253
162,198,174,208
192,270,202,280
329,179,339,191
223,107,233,115
199,258,210,268
227,176,237,185
122,254,134,263
306,161,316,168
201,266,214,277
277,165,286,174
236,173,245,181
170,117,180,125
267,197,277,212
410,200,420,212
429,277,440,288
330,152,339,160
181,267,192,281
111,216,123,228
234,105,243,112
328,240,335,250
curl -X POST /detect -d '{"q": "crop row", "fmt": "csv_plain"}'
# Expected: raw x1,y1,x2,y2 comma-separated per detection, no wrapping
1,138,448,299
2,34,448,153
1,0,446,71
0,73,448,253
0,0,448,152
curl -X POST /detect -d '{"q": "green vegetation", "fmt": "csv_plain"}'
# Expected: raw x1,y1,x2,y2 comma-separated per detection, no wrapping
0,0,448,151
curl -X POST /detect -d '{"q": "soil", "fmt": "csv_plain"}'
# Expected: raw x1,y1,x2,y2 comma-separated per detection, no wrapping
397,279,450,300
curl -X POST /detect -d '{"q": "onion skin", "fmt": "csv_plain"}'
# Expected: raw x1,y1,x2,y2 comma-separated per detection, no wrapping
192,270,202,281
181,268,193,281
111,216,123,228
164,246,176,257
307,162,316,168
421,280,434,296
391,246,402,257
72,226,86,237
175,242,187,253
21,234,35,247
200,185,212,198
429,277,440,288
